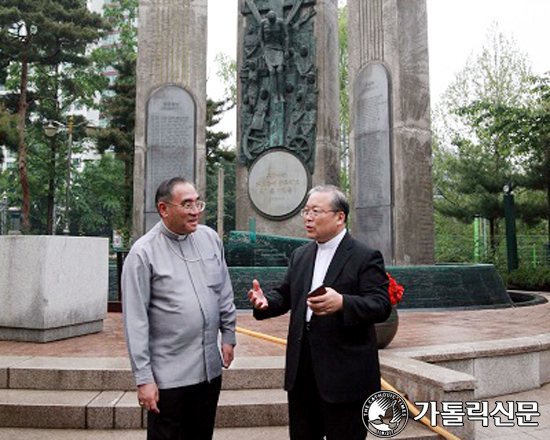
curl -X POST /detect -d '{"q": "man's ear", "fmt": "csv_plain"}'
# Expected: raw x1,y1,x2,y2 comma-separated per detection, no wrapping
158,202,168,219
337,211,346,226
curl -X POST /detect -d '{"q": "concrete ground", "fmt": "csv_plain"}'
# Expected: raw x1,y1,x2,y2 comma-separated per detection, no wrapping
1,296,550,439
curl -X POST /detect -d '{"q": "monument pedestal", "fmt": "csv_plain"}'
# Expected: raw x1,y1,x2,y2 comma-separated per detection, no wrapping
0,236,109,342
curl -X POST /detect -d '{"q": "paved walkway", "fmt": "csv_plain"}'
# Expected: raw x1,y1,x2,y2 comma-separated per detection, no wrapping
1,296,550,439
2,296,550,358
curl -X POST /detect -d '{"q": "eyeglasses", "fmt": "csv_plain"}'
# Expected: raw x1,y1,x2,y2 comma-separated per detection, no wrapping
166,200,206,212
300,208,338,218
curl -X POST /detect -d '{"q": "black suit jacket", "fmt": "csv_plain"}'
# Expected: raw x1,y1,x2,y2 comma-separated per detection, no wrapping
254,232,391,403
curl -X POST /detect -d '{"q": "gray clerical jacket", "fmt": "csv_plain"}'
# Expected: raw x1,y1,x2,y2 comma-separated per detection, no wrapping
122,221,236,389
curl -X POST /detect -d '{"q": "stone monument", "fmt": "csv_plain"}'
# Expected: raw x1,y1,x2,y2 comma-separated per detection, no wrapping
0,236,108,342
133,0,207,239
347,0,434,265
236,0,340,237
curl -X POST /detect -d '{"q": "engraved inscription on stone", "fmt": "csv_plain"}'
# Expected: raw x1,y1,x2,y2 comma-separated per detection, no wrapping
353,62,393,262
248,150,309,219
354,62,391,208
145,86,196,219
149,114,192,148
355,207,393,264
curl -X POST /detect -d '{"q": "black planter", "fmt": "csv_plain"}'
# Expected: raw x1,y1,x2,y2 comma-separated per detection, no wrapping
375,306,399,349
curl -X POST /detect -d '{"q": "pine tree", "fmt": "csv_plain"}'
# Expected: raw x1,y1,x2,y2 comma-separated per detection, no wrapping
0,0,107,232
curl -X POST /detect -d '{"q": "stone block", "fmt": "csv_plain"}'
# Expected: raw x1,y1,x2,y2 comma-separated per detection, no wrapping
0,236,108,342
438,359,474,377
348,0,434,265
380,353,476,393
9,356,133,390
133,0,208,239
222,357,284,390
394,342,476,362
0,389,98,428
87,390,124,429
472,337,541,358
115,391,143,429
215,389,288,428
0,356,31,388
473,352,540,398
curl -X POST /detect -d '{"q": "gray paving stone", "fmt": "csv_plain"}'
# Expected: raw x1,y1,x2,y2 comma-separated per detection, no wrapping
0,389,99,428
9,357,133,391
87,391,125,429
114,391,143,429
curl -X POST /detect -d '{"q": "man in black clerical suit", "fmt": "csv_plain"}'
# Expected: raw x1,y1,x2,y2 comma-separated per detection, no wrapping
249,185,391,440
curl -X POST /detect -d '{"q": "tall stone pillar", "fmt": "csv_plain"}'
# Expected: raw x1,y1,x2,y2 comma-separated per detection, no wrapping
133,0,207,239
348,0,434,265
235,0,340,237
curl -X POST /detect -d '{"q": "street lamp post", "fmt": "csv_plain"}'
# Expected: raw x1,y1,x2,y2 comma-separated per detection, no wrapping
44,116,97,235
64,116,75,234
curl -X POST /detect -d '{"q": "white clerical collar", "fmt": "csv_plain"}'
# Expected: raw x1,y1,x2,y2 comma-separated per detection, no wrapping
317,228,346,251
159,220,189,242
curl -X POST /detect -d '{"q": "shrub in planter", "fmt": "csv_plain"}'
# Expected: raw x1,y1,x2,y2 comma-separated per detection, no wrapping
507,266,550,292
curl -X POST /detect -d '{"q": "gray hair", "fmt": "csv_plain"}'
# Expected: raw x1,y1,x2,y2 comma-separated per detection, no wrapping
308,185,349,220
155,177,193,211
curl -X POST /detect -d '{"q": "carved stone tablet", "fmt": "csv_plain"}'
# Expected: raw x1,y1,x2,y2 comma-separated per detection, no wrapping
145,86,196,231
248,150,310,219
354,207,393,265
353,62,393,259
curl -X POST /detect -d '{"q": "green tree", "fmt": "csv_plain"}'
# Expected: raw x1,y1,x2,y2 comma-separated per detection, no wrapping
432,23,534,255
96,58,136,239
0,0,107,232
0,106,19,161
205,98,235,236
457,74,550,240
214,53,237,108
70,154,126,236
93,0,138,242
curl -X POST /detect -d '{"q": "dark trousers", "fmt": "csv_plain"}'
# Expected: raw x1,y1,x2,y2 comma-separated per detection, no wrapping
288,329,367,440
147,376,222,440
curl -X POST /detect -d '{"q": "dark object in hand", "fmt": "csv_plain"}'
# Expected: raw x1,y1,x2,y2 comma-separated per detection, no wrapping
308,285,326,297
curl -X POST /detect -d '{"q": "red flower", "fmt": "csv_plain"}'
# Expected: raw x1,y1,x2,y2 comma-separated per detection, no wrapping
387,273,404,306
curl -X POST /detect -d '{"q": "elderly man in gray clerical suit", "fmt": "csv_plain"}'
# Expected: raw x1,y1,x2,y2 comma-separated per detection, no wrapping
122,177,236,440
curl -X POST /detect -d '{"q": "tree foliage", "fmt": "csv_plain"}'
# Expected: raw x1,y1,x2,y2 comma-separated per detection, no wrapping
205,98,235,236
0,0,108,232
95,56,136,239
432,23,534,253
90,0,138,241
70,154,126,237
452,74,550,240
214,53,237,108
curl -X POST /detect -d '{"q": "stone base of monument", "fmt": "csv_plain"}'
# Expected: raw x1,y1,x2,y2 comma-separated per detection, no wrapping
0,236,109,343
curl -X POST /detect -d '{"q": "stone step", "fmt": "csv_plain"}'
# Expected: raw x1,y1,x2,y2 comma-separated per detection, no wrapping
0,422,440,440
1,356,284,391
213,422,441,439
216,389,287,428
0,428,146,440
0,388,287,430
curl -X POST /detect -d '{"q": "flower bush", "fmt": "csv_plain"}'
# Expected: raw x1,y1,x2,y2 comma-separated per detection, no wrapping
387,273,404,306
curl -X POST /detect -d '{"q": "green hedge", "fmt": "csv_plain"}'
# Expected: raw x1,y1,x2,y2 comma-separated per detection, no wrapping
507,266,550,291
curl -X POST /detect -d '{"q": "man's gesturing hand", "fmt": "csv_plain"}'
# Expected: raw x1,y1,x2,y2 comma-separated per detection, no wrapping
248,279,269,310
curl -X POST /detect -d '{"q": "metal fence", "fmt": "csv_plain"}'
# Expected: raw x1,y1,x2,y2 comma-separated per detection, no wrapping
436,235,550,269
